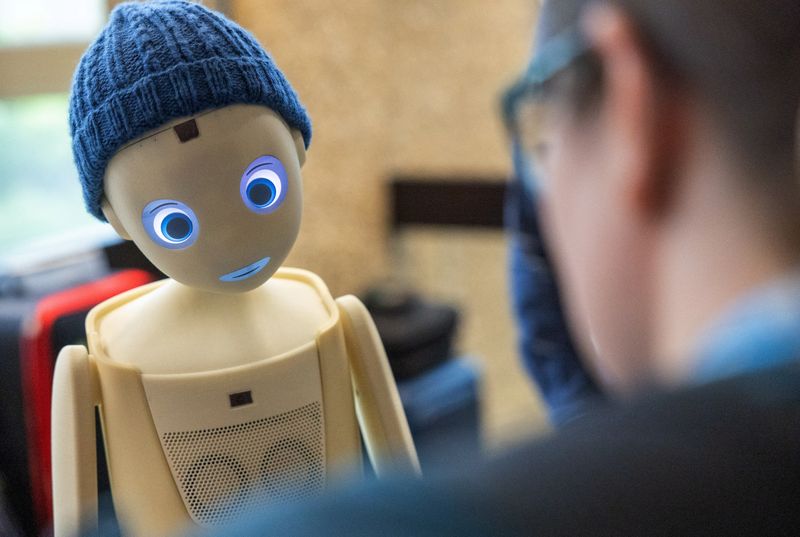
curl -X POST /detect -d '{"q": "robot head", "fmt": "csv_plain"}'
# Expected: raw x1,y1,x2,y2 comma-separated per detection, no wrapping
102,104,305,293
69,1,312,292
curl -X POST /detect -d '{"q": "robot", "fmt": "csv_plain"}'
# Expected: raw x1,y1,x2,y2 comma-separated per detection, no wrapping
52,2,419,536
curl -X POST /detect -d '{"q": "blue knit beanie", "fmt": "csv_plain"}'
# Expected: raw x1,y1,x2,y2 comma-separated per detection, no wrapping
69,0,312,221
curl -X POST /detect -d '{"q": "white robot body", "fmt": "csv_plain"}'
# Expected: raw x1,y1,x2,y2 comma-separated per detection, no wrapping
53,269,417,537
56,7,420,533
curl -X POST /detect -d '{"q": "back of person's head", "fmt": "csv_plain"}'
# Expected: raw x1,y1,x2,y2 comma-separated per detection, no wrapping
509,0,800,390
540,0,800,181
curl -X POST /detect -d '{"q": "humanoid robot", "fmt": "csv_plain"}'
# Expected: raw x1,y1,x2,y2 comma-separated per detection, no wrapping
52,2,419,536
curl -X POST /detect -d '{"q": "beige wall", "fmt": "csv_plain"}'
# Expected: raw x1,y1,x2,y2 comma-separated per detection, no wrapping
233,1,548,446
233,0,535,295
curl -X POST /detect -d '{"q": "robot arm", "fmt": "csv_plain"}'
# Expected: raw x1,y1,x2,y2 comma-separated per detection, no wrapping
51,345,98,537
336,295,421,478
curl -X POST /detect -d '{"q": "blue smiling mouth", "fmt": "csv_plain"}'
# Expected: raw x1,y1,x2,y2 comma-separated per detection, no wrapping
219,257,271,282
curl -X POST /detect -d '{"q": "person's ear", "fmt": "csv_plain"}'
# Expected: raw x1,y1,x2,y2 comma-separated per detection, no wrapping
101,197,132,240
291,129,307,168
582,3,682,220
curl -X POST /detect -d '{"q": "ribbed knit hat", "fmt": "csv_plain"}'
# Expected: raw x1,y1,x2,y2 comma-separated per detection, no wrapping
69,0,312,221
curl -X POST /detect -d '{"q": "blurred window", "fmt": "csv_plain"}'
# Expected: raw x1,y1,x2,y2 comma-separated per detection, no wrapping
0,0,112,261
0,0,105,46
0,94,103,255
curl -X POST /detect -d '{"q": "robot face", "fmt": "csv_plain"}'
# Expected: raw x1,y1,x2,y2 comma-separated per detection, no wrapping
104,104,304,293
139,154,290,282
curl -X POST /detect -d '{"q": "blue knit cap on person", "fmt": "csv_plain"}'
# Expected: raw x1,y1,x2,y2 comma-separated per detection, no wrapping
69,0,312,221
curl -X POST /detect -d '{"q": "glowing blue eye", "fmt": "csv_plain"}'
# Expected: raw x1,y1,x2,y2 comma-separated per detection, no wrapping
142,199,199,250
241,156,288,214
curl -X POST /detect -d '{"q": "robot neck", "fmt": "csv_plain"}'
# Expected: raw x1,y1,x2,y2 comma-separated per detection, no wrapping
159,278,271,314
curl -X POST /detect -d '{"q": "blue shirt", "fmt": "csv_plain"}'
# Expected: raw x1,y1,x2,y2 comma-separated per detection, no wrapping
693,273,800,383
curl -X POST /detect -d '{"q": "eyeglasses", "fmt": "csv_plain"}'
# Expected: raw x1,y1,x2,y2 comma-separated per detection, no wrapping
502,27,589,194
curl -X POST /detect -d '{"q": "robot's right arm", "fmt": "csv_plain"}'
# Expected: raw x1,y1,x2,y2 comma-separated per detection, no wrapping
52,345,98,537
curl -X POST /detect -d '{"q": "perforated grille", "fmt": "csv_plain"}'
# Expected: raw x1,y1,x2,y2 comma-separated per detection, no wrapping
161,402,325,527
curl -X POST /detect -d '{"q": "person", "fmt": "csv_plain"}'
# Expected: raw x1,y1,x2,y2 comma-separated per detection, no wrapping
505,0,800,393
192,0,800,534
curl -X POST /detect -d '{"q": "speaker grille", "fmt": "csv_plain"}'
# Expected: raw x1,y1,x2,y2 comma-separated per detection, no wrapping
161,401,325,526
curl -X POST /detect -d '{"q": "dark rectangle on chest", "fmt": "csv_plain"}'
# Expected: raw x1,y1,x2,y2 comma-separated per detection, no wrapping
229,390,254,408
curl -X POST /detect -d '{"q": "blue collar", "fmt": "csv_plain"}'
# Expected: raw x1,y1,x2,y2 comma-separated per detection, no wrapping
693,272,800,383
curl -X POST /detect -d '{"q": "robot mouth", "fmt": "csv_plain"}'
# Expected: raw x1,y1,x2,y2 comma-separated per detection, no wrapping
219,257,271,282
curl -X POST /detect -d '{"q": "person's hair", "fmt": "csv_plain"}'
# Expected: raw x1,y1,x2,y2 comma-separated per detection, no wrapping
544,0,800,184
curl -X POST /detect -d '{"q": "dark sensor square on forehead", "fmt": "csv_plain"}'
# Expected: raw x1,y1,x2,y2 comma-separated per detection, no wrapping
174,118,200,143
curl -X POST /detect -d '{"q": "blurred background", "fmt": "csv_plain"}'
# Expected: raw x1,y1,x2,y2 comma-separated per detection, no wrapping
1,0,546,534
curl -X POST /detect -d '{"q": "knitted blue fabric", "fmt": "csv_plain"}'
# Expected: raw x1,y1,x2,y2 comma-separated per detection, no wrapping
69,0,312,221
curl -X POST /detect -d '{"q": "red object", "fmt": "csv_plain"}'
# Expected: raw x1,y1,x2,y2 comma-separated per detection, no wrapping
20,269,155,528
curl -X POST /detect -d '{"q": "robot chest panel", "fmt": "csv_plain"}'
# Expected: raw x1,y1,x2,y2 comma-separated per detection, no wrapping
140,341,327,526
101,318,327,375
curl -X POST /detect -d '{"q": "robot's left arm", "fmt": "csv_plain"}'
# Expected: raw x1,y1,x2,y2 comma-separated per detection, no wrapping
336,295,421,477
